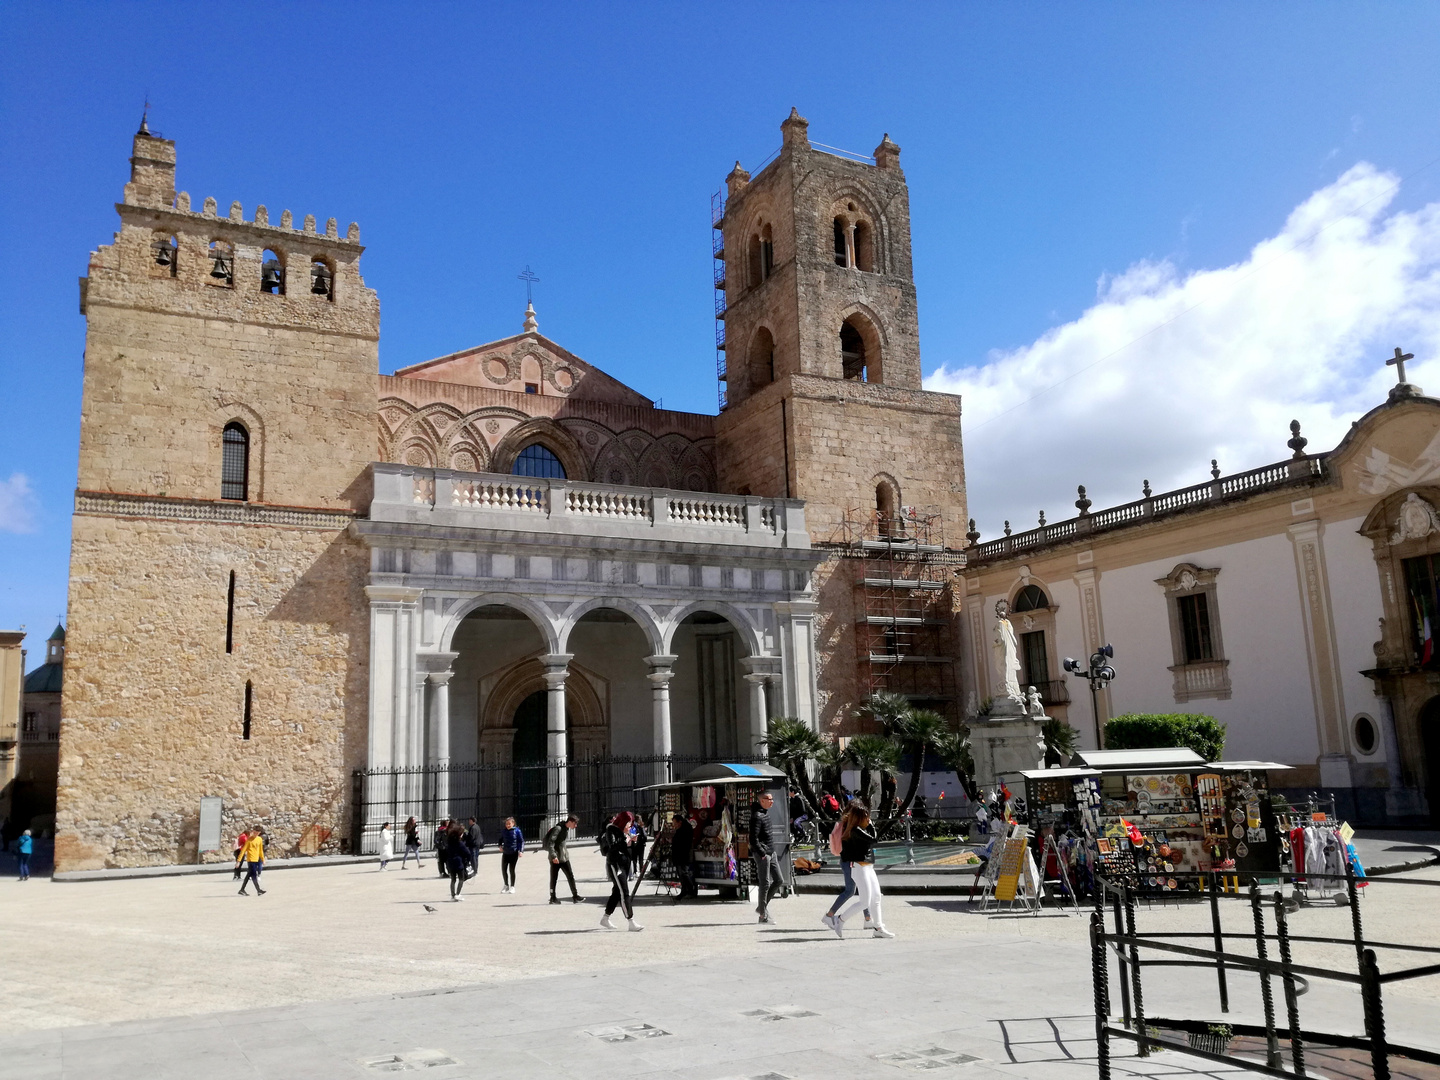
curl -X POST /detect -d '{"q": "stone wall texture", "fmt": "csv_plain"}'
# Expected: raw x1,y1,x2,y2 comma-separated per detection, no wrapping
57,514,369,869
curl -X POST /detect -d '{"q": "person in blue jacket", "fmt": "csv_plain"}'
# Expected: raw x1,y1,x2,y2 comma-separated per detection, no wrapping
16,829,33,881
499,817,524,893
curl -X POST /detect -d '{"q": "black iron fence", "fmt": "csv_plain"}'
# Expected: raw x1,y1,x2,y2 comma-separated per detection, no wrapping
1090,868,1440,1078
351,755,764,855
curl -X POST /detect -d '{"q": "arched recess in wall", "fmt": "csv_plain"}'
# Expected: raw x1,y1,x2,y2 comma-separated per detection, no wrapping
659,600,764,659
490,417,588,480
748,325,777,393
872,472,901,534
479,656,609,761
215,400,265,501
838,307,885,384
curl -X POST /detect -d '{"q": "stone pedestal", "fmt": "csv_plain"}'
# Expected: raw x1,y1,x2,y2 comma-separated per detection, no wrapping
970,692,1045,789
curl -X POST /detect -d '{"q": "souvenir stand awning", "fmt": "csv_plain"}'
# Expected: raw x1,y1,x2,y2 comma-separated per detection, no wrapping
1019,752,1294,893
635,762,790,899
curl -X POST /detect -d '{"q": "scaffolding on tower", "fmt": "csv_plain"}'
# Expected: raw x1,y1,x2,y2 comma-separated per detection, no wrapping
833,507,962,721
711,188,727,411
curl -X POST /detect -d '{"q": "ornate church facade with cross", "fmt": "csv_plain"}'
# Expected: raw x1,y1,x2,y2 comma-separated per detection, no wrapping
54,111,969,869
961,368,1440,826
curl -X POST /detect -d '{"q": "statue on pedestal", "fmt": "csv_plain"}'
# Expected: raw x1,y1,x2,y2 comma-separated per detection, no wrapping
991,599,1024,713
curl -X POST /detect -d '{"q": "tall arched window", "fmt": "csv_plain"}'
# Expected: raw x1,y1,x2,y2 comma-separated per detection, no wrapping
207,240,234,287
221,422,250,500
749,326,776,390
512,443,566,479
260,249,285,294
833,218,848,266
840,320,866,381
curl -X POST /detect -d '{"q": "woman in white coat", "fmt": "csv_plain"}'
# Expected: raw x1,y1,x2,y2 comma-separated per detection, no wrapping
379,821,394,870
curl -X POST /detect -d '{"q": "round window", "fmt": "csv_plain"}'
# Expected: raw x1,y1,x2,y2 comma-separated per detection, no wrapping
1353,714,1378,756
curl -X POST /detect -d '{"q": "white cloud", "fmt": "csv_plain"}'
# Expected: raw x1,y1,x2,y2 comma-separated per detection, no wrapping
925,163,1440,540
0,473,38,534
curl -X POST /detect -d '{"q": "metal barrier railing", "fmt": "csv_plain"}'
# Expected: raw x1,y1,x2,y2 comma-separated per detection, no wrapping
1090,867,1440,1078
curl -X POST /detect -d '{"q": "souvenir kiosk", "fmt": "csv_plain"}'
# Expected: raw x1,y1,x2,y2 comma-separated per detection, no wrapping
1020,749,1291,895
638,763,792,900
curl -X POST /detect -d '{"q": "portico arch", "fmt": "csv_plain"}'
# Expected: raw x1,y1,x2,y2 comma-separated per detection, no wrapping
556,597,664,655
660,600,764,657
440,592,560,655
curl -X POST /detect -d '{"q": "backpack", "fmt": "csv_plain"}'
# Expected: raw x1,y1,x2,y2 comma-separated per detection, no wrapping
597,827,617,858
829,821,844,857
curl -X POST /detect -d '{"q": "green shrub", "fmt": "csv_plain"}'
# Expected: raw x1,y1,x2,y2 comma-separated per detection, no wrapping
1104,713,1227,761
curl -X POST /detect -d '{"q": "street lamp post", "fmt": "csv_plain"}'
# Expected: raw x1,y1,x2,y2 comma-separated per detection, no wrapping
1063,645,1116,750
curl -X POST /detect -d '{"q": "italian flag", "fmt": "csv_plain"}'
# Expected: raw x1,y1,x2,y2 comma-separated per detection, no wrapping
1416,596,1434,665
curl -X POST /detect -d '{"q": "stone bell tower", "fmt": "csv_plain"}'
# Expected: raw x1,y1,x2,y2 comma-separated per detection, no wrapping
715,108,965,540
714,111,968,736
56,119,379,870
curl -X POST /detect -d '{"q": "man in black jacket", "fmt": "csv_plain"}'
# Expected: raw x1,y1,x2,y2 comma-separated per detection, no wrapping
669,813,696,898
748,790,785,924
464,817,484,878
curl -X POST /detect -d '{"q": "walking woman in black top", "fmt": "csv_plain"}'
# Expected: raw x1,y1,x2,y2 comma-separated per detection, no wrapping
598,811,644,932
832,803,894,938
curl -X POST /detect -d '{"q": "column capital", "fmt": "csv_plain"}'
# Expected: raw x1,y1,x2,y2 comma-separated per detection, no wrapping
365,584,424,605
417,650,459,676
773,599,819,618
739,655,780,677
644,653,679,672
742,671,770,687
427,670,455,687
541,653,573,689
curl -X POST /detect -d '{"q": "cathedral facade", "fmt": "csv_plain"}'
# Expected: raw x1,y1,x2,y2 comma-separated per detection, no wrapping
55,112,969,870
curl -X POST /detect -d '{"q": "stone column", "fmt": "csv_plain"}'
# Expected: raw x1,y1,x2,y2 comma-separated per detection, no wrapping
541,653,573,828
1071,568,1112,742
644,654,679,766
774,600,820,730
428,668,455,818
364,585,424,771
744,673,770,756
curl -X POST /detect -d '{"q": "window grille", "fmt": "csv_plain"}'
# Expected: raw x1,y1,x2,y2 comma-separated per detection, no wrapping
512,443,566,479
222,423,249,501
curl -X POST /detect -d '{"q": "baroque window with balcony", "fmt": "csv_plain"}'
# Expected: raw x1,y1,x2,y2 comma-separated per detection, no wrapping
1157,563,1231,702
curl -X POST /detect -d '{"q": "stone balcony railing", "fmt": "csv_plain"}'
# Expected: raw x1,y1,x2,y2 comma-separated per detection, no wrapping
369,464,809,549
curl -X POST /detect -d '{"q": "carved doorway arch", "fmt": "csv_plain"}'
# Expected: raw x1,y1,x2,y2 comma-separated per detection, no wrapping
478,656,610,763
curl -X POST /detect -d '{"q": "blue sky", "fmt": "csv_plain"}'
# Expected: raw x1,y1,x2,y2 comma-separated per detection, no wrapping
3,5,1440,657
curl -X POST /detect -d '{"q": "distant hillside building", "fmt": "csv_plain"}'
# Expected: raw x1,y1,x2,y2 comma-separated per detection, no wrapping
15,624,65,834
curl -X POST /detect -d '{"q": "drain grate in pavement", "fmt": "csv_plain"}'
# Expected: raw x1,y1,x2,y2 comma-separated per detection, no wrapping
742,1006,819,1022
877,1046,981,1070
360,1049,460,1071
585,1022,672,1043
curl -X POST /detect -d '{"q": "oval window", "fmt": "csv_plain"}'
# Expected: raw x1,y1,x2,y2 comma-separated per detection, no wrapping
1353,714,1378,756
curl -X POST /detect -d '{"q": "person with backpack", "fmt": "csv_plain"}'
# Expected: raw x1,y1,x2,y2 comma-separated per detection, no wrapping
543,814,583,904
598,811,643,931
499,817,524,893
828,803,893,938
821,802,871,933
401,817,422,869
445,822,470,901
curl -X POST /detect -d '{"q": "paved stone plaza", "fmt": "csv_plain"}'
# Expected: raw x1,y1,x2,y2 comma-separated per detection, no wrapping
1,841,1438,1079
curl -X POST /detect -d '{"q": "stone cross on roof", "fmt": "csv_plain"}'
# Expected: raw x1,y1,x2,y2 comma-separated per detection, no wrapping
1387,347,1414,384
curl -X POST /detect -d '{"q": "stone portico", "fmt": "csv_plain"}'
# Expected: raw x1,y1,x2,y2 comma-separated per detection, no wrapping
356,464,824,826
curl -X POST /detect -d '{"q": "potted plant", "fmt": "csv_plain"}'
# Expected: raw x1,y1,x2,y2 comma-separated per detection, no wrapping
1188,1023,1233,1055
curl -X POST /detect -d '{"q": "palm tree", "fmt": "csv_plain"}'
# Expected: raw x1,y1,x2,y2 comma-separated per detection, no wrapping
933,727,979,801
858,690,912,733
846,733,901,808
763,716,826,818
1043,717,1079,767
893,708,950,817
